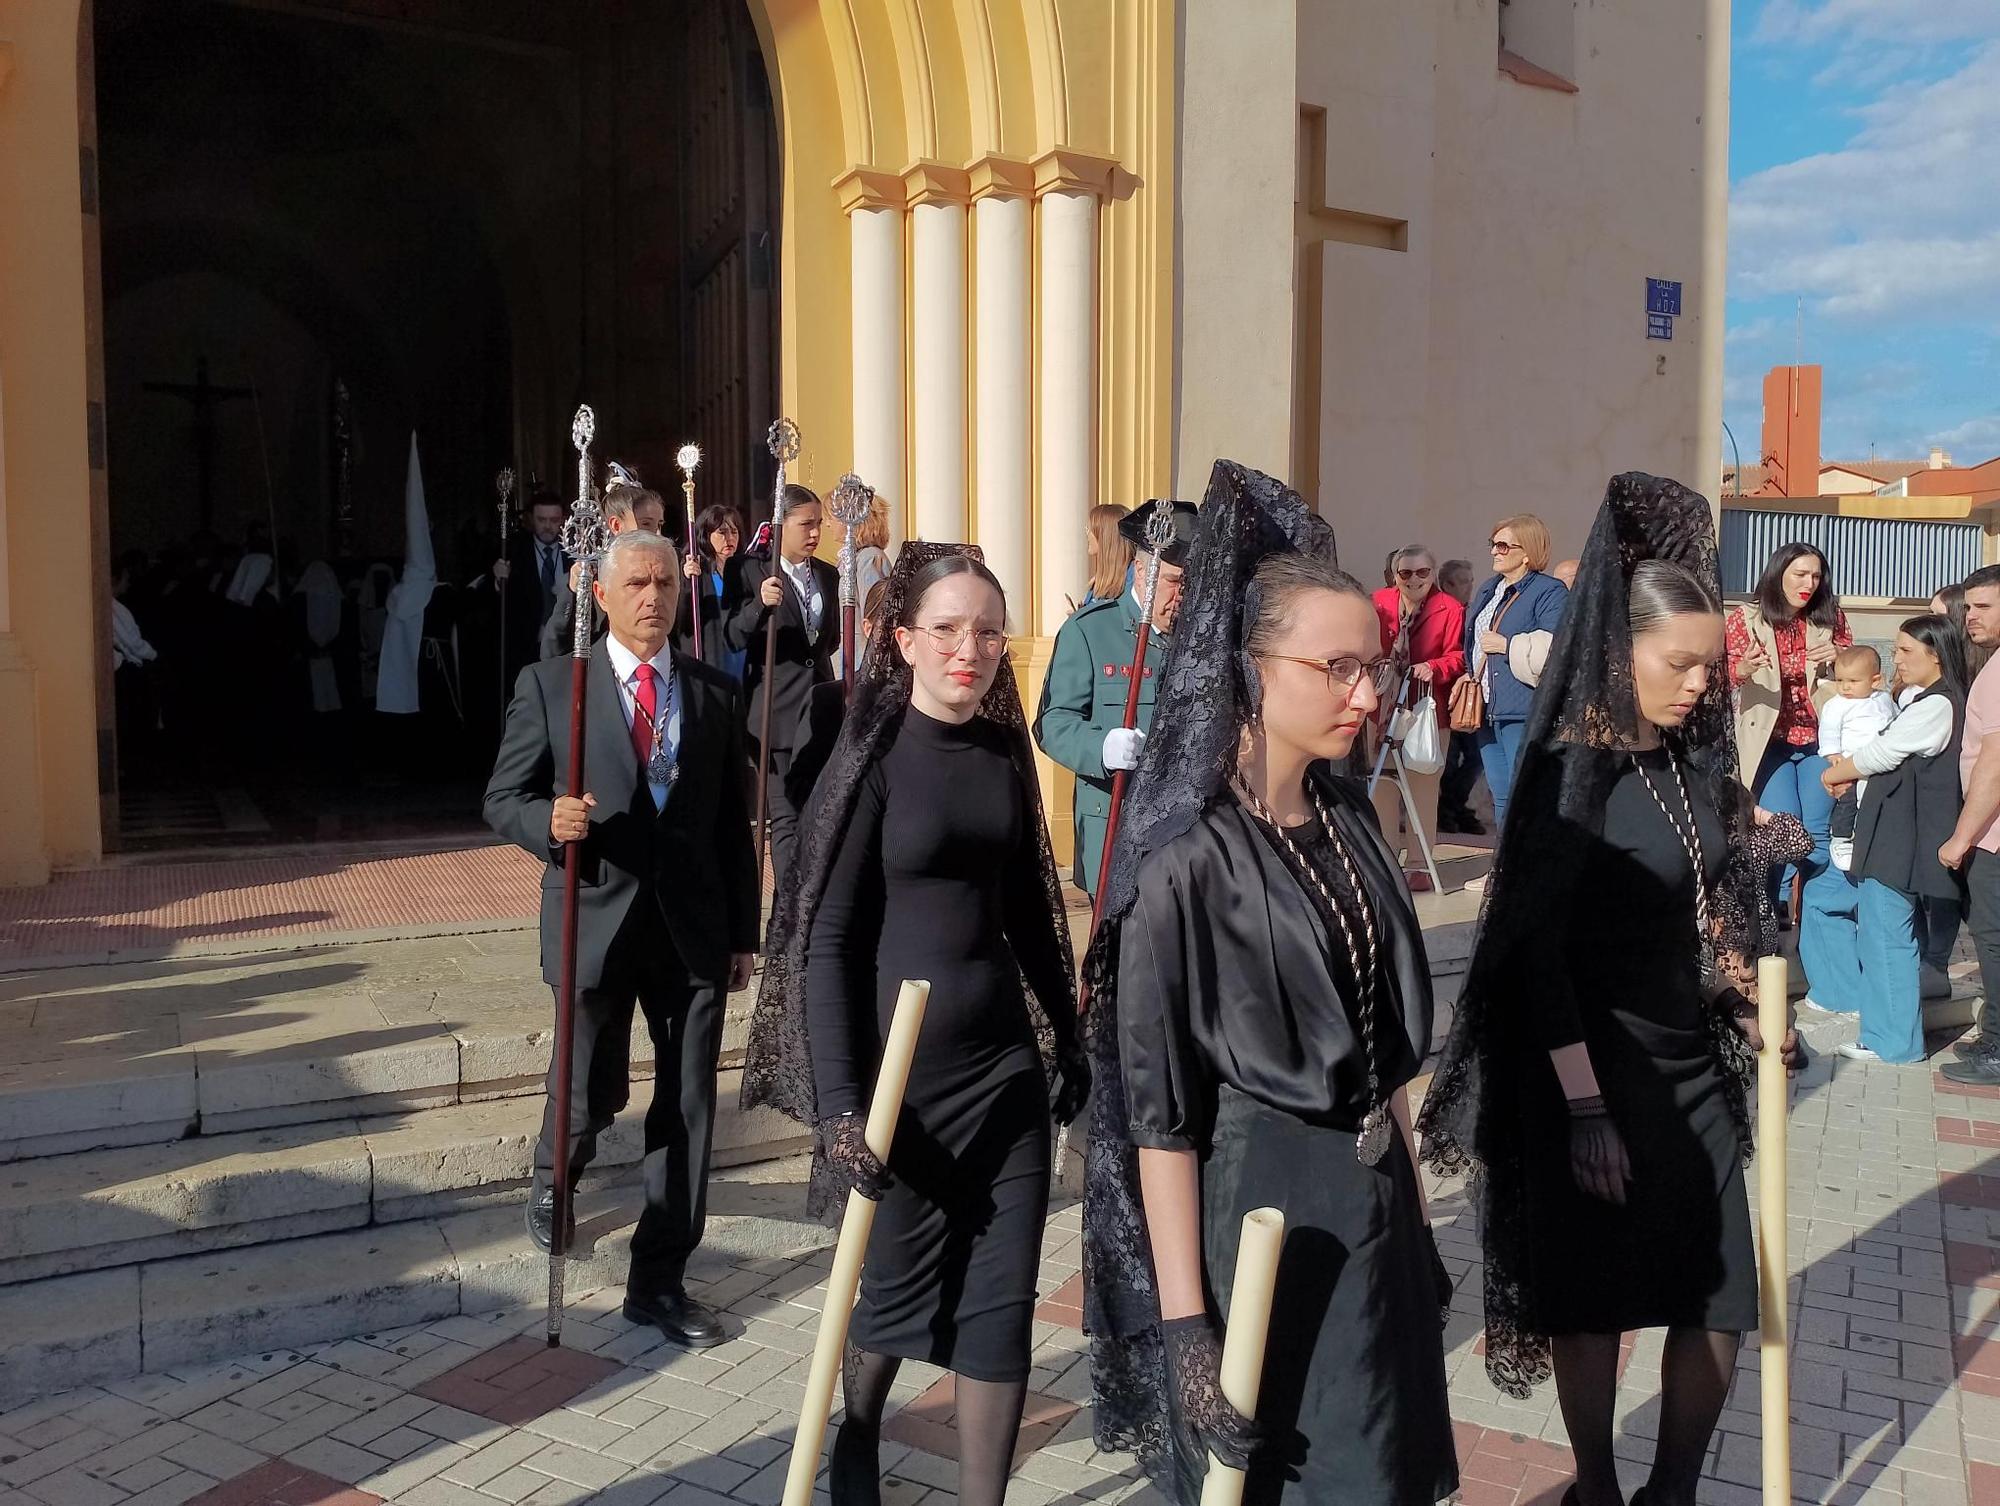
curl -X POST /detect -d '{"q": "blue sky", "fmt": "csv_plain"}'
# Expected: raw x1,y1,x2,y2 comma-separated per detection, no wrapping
1726,0,2000,467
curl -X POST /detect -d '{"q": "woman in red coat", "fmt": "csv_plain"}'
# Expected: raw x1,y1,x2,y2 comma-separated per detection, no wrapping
1371,545,1467,882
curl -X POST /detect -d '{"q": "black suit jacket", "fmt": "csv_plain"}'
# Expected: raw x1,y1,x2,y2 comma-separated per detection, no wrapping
724,553,841,753
675,555,751,675
484,646,761,988
504,534,569,674
539,569,603,661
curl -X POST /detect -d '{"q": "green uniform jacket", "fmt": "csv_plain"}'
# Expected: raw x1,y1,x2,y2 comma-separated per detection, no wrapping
1033,590,1166,895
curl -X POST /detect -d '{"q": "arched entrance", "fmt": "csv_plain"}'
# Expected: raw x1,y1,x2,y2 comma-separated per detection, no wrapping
89,0,780,849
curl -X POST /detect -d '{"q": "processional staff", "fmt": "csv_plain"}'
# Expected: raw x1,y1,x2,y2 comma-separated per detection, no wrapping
755,418,803,908
829,472,875,691
547,405,609,1348
677,444,704,658
1079,495,1179,1008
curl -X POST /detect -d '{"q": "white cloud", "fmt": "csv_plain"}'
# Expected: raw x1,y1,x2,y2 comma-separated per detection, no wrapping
1730,42,2000,321
1756,0,2000,46
1934,412,2000,453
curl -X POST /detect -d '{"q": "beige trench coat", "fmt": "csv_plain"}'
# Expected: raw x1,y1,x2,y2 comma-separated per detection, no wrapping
1731,602,1838,785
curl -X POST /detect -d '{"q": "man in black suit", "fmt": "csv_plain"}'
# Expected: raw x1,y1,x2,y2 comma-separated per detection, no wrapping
495,491,569,683
485,529,758,1348
540,479,667,659
723,484,840,897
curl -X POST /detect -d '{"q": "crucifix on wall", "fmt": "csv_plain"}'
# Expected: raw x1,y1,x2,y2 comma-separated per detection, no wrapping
1292,105,1409,511
144,355,256,532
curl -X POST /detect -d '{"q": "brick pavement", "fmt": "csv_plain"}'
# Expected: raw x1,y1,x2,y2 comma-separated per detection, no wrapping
4,985,1999,1502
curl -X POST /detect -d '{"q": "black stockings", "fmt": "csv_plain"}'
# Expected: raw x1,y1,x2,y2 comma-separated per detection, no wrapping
1552,1328,1740,1506
829,1345,1027,1506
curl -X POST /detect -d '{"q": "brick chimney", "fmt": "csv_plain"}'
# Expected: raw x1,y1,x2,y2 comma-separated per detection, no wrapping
1757,365,1823,497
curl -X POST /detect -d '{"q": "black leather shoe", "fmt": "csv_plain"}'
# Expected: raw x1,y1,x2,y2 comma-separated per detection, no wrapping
623,1290,728,1349
525,1189,575,1254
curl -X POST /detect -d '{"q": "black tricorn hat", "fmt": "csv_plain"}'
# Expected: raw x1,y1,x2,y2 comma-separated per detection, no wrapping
1116,499,1199,566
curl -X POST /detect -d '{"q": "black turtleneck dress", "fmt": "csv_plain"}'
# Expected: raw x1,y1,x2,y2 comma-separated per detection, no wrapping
805,706,1072,1381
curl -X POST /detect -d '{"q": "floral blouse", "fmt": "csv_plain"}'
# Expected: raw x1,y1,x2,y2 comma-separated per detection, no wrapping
1725,606,1852,749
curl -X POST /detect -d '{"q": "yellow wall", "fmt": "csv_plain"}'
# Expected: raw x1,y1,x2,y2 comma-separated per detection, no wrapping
0,0,96,879
0,0,1175,878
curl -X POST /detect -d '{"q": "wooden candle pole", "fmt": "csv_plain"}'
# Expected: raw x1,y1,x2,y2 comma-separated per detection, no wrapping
1200,1207,1285,1506
1756,955,1790,1501
781,979,933,1506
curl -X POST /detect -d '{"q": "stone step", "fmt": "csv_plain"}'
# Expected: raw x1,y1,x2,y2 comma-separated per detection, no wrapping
0,935,766,1163
0,1073,809,1285
0,1160,834,1409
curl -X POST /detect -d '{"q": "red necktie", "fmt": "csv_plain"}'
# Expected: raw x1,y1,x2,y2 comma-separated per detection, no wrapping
631,663,658,770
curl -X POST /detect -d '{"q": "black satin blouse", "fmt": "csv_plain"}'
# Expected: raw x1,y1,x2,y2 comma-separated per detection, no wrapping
1117,766,1435,1153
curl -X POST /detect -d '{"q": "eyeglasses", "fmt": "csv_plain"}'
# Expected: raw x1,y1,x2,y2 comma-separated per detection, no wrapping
1488,539,1523,555
1260,653,1399,698
1396,567,1434,581
916,624,1010,660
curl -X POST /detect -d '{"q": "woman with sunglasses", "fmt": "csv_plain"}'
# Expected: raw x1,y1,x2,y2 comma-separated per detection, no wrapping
1464,514,1568,828
1083,463,1456,1504
741,545,1087,1506
1371,545,1466,883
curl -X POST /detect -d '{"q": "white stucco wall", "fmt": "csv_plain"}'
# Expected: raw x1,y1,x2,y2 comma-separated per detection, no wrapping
1170,0,1296,500
1177,0,1716,583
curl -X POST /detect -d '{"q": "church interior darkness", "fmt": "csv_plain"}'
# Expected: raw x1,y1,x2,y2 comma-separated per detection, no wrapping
94,0,778,851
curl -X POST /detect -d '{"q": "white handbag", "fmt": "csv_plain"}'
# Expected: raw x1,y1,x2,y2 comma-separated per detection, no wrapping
1394,690,1447,776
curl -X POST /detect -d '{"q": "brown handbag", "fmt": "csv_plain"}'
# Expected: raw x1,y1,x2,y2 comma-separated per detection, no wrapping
1450,588,1521,732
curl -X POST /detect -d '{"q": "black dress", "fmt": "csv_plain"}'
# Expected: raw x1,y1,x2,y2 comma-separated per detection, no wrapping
1119,768,1456,1505
1520,746,1756,1336
806,706,1070,1381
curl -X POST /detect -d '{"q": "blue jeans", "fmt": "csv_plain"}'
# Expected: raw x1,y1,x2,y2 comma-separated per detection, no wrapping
1799,867,1924,1063
1753,742,1833,908
1477,720,1527,830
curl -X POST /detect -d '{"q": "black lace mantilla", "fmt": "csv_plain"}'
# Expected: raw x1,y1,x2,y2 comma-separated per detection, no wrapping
1415,472,1810,1397
1080,461,1335,1478
737,540,1075,1220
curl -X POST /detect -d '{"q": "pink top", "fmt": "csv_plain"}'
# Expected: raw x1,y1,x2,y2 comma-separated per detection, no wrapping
1964,656,2000,853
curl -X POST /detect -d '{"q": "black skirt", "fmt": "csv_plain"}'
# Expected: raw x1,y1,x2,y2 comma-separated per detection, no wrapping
853,1068,1049,1382
1191,1086,1457,1506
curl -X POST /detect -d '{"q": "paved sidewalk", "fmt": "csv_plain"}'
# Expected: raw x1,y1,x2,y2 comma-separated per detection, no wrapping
6,991,1999,1506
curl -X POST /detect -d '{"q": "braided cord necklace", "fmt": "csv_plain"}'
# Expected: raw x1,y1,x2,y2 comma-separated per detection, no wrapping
1630,749,1713,965
1230,773,1395,1166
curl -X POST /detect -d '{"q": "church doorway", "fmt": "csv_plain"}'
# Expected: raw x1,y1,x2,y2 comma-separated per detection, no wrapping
91,0,779,852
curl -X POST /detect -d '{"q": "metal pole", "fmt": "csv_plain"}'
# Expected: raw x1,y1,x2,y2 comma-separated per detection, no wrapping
757,420,802,914
548,406,606,1348
677,444,704,658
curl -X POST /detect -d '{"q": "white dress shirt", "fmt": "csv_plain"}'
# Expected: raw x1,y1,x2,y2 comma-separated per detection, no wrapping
604,635,682,811
781,554,824,634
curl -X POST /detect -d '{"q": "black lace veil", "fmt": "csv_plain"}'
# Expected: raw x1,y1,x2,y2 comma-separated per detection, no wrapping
1415,471,1801,1395
1079,461,1334,1476
737,540,1075,1218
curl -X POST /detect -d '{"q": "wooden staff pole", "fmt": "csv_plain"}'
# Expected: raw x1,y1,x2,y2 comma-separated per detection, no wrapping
781,979,933,1506
677,444,704,659
548,407,603,1347
1756,955,1790,1500
1201,1207,1285,1506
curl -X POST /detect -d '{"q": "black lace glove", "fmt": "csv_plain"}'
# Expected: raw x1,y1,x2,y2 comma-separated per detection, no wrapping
1159,1314,1265,1472
1423,1225,1453,1328
1718,985,1808,1075
820,1113,890,1201
1567,1094,1631,1206
1052,1036,1092,1126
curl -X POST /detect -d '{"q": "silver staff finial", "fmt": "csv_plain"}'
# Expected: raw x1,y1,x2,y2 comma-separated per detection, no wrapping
768,417,801,466
497,468,515,507
676,443,702,476
830,473,874,610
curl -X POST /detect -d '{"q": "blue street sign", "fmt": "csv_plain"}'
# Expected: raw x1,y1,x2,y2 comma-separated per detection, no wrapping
1647,278,1683,316
1647,312,1674,340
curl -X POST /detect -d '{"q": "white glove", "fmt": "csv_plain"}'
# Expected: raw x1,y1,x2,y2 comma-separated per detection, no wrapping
1103,727,1147,772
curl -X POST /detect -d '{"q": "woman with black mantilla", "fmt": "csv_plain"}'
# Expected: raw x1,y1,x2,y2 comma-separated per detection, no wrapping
739,544,1089,1506
1419,474,1810,1506
1081,461,1457,1505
